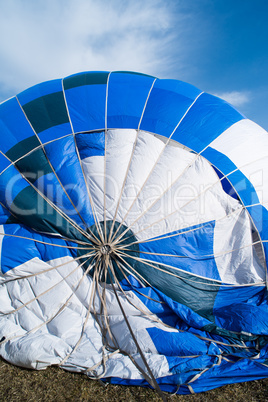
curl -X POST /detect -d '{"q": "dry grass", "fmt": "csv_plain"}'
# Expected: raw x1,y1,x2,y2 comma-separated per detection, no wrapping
0,357,267,402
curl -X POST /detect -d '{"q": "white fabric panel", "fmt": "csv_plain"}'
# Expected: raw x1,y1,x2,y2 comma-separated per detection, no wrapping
0,256,59,283
122,136,197,237
104,129,137,219
95,352,170,380
81,155,104,222
130,146,239,241
209,119,268,205
213,209,265,284
81,129,137,222
0,256,175,379
116,130,165,222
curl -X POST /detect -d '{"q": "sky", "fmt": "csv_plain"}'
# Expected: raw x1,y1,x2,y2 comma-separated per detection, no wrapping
0,0,267,129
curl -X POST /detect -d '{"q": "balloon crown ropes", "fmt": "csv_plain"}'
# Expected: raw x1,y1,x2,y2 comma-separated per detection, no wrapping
0,71,267,397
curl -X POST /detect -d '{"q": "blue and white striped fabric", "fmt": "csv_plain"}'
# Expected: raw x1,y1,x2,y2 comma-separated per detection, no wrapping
0,71,267,395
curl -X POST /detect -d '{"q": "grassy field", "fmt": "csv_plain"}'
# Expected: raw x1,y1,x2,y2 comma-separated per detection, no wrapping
0,358,267,401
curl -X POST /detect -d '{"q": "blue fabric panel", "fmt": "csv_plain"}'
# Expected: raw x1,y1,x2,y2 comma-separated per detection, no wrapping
38,123,72,143
147,327,218,356
63,73,108,133
1,224,73,273
106,376,185,392
227,170,259,206
75,132,105,159
64,71,109,90
154,78,202,99
106,72,156,129
185,359,268,394
1,225,40,273
171,94,245,152
17,79,72,141
212,166,238,200
0,203,11,223
246,204,268,240
140,79,202,137
0,152,11,172
17,79,64,106
214,284,265,309
0,165,29,206
33,233,76,262
213,285,267,333
0,97,35,154
43,136,95,227
202,146,238,175
139,221,221,280
203,147,260,206
156,287,213,329
33,173,86,228
215,303,268,335
166,354,218,377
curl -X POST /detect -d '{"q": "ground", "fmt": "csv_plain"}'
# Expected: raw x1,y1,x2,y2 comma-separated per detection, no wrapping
0,358,267,401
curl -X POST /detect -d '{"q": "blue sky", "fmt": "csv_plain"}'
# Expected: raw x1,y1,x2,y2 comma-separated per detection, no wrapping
0,0,267,129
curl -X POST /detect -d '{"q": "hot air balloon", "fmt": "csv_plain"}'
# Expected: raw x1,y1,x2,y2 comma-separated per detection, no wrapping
0,71,267,397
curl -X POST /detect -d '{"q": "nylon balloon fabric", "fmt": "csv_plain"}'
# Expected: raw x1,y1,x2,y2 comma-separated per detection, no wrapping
0,71,267,396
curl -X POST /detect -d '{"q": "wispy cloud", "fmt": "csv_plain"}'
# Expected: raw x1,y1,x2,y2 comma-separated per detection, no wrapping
0,0,184,100
212,91,251,107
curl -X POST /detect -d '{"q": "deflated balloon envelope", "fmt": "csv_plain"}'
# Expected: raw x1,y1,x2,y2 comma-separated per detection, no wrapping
0,71,267,395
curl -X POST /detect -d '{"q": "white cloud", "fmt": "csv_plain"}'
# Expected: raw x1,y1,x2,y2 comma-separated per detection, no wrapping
212,91,251,107
0,0,185,100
